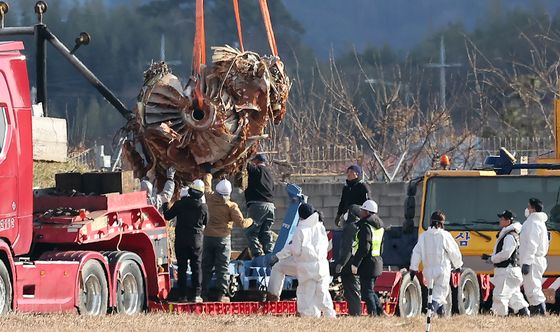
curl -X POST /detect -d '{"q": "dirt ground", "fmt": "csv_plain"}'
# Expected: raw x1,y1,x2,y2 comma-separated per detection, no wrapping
0,314,558,332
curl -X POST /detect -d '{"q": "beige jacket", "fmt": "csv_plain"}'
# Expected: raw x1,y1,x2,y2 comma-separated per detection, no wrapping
203,173,253,238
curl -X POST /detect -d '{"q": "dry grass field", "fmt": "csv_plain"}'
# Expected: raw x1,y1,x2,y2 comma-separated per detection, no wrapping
0,314,559,332
33,161,90,188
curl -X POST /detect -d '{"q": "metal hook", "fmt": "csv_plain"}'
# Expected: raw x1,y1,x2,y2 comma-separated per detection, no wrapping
70,32,91,55
0,2,9,29
34,1,48,24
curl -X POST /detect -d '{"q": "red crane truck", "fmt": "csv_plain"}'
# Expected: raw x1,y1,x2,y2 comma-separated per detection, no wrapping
0,1,190,315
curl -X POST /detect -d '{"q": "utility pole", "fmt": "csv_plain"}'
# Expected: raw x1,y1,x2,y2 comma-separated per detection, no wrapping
425,36,461,110
160,33,166,62
157,33,182,66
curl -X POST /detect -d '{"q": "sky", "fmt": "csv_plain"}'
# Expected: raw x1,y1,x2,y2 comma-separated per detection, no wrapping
281,0,560,56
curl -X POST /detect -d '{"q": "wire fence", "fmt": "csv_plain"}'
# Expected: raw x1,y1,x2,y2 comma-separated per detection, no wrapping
476,136,555,161
261,136,557,179
68,148,96,168
259,140,363,177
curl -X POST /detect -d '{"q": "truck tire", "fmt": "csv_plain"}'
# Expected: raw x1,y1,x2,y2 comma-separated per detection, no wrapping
398,273,422,317
116,260,145,314
452,268,480,315
0,259,12,314
78,260,108,315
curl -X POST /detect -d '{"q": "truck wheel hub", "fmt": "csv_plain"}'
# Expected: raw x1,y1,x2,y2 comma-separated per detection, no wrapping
119,272,139,314
83,274,102,315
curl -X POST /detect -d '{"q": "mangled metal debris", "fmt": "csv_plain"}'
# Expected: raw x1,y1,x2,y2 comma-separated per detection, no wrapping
123,45,290,189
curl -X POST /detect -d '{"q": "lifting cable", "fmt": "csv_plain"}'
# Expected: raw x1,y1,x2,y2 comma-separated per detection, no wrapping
233,0,245,52
192,0,206,76
258,0,278,56
192,0,206,107
191,0,278,106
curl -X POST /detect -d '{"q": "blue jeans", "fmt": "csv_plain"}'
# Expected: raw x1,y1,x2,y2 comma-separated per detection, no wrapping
201,236,231,297
360,275,381,316
245,202,275,256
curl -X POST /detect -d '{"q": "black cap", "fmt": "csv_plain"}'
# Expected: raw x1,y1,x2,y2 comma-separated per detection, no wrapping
253,154,267,163
497,210,515,220
298,203,315,220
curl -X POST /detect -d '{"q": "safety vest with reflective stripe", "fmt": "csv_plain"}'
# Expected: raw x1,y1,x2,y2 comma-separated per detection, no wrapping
352,223,384,257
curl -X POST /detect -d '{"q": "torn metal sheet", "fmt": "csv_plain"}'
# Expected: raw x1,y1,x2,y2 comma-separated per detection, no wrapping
123,46,290,188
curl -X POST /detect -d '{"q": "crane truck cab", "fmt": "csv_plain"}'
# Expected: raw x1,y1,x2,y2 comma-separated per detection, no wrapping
397,149,560,316
0,41,34,258
0,3,178,315
335,147,560,318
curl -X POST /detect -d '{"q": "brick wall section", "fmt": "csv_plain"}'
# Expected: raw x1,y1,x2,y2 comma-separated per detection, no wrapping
228,181,423,251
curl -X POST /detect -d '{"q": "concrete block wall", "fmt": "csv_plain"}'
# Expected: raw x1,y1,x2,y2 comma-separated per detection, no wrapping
229,181,422,251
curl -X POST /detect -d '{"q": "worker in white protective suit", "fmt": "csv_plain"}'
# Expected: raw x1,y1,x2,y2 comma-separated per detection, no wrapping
481,210,529,316
140,167,176,210
268,203,336,318
409,210,463,317
519,198,549,316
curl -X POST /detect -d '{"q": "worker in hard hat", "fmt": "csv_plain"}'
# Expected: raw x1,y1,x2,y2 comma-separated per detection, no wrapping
351,200,384,316
201,166,253,302
162,179,207,303
333,204,362,316
140,167,176,210
245,154,276,257
519,198,549,316
269,203,336,318
335,164,370,227
409,210,463,317
178,180,207,204
481,210,529,316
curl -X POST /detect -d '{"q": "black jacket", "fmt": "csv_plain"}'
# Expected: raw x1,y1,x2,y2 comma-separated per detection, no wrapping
352,214,384,277
163,194,208,238
335,219,359,274
245,163,274,204
337,179,370,217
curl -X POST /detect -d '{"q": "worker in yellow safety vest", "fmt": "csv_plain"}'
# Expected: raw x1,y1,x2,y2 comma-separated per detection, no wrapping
350,200,385,316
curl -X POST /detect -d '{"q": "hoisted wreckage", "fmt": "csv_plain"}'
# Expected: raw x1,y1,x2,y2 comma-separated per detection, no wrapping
122,0,291,190
123,47,290,184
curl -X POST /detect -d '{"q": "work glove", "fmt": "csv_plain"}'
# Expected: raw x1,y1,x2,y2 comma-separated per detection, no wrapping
335,264,343,274
269,254,279,267
522,264,531,275
351,265,358,275
409,270,417,279
481,254,491,261
166,166,176,180
334,214,343,227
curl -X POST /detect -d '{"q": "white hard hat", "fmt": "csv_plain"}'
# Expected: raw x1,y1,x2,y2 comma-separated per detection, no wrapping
216,179,232,196
360,200,378,214
179,186,190,198
191,179,205,193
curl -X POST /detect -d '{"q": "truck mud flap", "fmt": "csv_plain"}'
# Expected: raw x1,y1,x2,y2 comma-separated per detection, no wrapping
375,271,403,316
